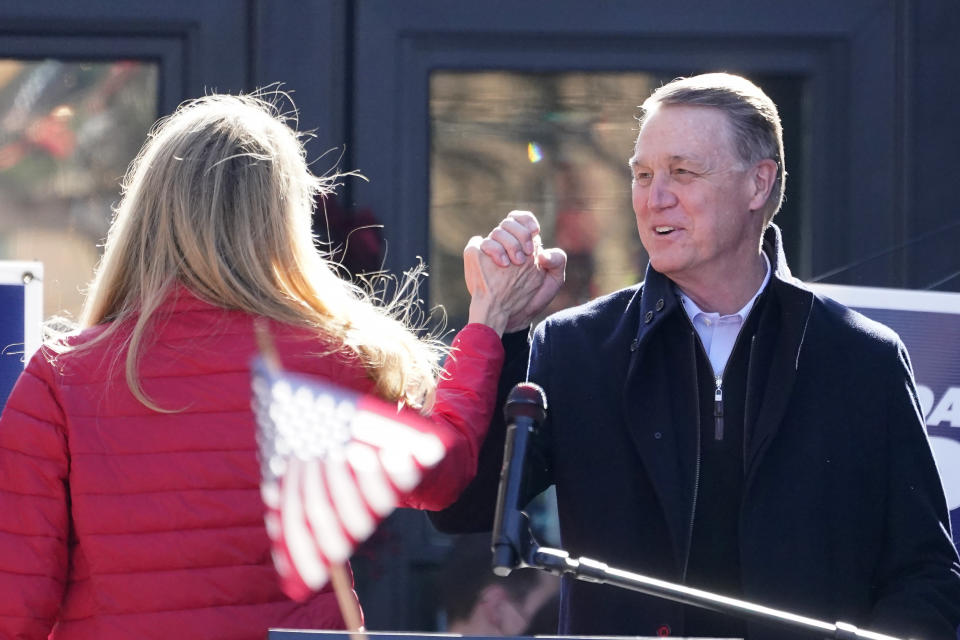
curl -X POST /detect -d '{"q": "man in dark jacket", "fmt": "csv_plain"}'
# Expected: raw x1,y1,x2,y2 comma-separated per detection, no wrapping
433,73,960,639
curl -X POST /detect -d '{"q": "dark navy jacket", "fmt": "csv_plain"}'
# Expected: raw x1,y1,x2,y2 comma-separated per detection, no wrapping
432,226,960,639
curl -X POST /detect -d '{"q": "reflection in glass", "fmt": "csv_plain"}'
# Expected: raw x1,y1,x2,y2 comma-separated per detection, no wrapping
0,59,158,320
430,71,657,331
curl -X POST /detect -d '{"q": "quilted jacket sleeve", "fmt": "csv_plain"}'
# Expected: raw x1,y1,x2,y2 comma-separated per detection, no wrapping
0,351,70,639
402,323,505,511
427,327,530,531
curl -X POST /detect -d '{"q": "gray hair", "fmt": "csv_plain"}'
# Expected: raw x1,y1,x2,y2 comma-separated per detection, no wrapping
639,73,786,225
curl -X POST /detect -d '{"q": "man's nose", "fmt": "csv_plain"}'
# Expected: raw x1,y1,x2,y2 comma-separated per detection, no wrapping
647,174,676,211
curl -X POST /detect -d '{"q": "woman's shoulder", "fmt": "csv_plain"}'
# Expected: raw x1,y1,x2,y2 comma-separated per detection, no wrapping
269,322,374,392
38,287,375,395
37,320,121,376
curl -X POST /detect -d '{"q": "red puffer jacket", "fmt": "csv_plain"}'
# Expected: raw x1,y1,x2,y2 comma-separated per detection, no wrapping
0,289,504,639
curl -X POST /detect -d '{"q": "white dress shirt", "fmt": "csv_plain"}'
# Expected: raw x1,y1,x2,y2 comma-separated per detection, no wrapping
677,253,771,379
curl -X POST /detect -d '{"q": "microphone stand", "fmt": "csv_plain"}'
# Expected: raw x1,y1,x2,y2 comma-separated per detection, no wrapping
492,383,906,640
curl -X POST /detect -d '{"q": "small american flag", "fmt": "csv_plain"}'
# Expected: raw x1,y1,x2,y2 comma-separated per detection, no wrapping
252,357,446,601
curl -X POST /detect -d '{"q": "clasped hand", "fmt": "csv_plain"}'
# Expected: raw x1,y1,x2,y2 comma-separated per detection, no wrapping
465,211,567,335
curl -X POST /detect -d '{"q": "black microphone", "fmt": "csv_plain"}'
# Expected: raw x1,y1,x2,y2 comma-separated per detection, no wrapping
491,382,547,576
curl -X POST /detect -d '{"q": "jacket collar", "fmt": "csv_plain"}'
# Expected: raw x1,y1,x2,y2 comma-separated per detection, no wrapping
631,223,806,353
161,283,230,314
745,226,816,482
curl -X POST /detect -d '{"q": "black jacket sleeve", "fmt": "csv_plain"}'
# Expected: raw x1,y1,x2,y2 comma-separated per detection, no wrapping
867,341,960,640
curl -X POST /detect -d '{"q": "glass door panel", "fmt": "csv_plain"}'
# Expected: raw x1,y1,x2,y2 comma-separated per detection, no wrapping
0,59,158,321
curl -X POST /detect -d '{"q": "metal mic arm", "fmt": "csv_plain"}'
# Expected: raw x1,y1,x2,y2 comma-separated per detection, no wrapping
528,546,905,640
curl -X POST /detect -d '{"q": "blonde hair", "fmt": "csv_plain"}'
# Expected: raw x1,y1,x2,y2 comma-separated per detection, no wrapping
62,92,443,411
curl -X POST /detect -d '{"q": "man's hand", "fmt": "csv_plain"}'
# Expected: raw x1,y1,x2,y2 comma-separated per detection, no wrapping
467,211,566,333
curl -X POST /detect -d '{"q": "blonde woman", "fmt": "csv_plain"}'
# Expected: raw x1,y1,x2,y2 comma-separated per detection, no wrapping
0,94,561,639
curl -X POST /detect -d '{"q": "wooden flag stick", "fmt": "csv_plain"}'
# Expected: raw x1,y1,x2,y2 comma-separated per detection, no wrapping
254,318,282,372
330,562,366,639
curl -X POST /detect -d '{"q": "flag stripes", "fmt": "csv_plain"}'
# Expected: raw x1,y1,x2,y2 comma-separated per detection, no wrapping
252,358,447,600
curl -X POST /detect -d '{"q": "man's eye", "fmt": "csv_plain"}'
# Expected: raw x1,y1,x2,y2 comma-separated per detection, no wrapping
634,172,652,183
672,168,698,181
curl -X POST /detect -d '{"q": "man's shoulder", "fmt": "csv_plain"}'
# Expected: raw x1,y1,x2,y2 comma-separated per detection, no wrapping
542,284,643,332
788,281,903,354
529,285,644,359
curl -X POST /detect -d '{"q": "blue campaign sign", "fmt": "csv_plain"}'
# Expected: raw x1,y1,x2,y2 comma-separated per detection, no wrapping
0,261,43,412
811,284,960,551
0,284,26,405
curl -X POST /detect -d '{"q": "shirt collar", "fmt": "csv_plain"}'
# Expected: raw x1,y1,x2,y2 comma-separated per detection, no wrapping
678,252,771,322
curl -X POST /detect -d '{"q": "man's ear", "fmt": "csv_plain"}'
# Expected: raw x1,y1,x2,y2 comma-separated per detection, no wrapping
748,158,779,211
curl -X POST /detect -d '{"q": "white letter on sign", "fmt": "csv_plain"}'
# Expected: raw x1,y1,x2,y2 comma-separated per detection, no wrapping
927,387,960,428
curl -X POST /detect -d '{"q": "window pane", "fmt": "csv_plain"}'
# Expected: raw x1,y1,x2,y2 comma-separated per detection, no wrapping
0,59,158,320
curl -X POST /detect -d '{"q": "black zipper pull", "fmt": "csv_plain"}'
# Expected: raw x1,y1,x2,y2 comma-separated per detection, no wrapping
714,377,724,441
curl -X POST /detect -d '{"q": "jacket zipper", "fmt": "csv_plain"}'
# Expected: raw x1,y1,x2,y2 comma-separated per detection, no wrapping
681,331,701,583
682,296,762,579
709,304,760,442
714,378,724,440
743,335,758,476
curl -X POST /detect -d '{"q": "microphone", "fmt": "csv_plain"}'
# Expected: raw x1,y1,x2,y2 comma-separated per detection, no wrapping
491,382,547,576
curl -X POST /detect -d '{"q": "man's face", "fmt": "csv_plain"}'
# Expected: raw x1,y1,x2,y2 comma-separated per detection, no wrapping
630,104,765,290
